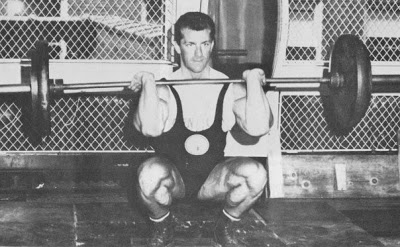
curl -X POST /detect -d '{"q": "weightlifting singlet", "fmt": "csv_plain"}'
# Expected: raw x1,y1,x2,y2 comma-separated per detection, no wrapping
149,84,229,197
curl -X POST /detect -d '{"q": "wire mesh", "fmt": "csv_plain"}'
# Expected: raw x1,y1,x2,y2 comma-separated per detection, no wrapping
0,96,153,152
0,93,398,153
287,0,400,62
280,93,400,152
0,0,174,61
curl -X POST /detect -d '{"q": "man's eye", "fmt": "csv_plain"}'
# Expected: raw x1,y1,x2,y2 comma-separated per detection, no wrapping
186,43,194,47
203,43,210,47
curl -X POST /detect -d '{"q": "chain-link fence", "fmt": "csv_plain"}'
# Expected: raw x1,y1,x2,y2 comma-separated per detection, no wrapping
1,93,398,153
0,96,155,152
0,0,174,61
283,0,400,153
280,93,400,152
287,0,400,62
0,0,399,153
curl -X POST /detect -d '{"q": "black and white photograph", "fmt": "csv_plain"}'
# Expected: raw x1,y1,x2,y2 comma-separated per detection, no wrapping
0,0,399,246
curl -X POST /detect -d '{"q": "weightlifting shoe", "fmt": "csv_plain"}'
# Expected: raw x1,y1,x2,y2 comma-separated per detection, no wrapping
213,211,247,247
148,212,175,247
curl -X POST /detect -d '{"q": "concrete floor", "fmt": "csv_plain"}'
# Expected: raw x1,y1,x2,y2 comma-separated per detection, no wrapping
1,190,399,247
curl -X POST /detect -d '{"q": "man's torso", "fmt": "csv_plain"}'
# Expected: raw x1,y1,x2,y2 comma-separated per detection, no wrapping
163,68,235,133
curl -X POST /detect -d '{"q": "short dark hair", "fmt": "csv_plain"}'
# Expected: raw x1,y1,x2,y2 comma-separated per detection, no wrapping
174,12,215,44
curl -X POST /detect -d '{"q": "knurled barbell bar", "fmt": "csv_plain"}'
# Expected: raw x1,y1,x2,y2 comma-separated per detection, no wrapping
2,34,400,145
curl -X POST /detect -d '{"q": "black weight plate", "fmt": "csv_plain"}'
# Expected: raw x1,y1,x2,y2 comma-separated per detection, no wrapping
262,0,279,78
323,34,372,135
35,40,51,137
25,46,42,145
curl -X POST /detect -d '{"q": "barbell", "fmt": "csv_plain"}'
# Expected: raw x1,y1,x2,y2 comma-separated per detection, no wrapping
2,34,400,145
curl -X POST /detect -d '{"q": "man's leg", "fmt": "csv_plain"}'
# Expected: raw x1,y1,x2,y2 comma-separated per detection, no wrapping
137,156,185,246
137,156,185,218
198,157,267,216
197,157,268,246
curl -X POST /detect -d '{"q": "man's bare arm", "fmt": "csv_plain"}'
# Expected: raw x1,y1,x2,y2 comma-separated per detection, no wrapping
129,72,170,137
232,69,274,137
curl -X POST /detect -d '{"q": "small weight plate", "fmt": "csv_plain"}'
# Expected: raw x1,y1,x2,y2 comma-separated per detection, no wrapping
323,34,372,135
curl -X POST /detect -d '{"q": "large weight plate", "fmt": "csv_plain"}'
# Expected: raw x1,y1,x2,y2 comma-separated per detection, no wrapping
262,0,279,78
323,34,372,135
23,41,51,145
36,40,51,137
22,46,42,145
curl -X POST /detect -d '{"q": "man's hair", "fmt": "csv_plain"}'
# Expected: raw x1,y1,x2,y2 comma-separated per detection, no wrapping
174,12,215,44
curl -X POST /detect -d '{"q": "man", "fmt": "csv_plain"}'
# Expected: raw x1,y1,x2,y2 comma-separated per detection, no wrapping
129,12,273,247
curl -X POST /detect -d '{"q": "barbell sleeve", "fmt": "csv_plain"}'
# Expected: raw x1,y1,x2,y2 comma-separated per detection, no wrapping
372,75,400,93
372,75,400,84
0,84,31,94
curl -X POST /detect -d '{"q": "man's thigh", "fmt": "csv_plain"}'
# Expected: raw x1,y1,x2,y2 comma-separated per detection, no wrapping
196,157,258,200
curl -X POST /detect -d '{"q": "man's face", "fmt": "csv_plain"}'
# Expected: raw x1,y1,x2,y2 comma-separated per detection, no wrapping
175,28,214,74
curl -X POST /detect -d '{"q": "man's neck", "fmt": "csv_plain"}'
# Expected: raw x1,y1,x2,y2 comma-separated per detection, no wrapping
179,66,211,79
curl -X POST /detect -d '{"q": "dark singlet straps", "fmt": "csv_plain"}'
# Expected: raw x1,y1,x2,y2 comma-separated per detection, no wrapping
214,84,229,124
168,86,184,124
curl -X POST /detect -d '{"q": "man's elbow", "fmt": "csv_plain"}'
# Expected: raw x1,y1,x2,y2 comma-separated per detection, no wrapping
133,119,163,137
242,124,269,137
244,116,274,137
140,126,163,137
247,127,270,137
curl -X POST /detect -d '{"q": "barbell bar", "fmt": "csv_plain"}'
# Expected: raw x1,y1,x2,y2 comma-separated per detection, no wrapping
51,76,400,92
53,78,328,94
2,34,400,145
51,76,400,93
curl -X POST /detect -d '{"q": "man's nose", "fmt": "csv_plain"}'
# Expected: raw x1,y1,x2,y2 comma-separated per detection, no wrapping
195,45,203,57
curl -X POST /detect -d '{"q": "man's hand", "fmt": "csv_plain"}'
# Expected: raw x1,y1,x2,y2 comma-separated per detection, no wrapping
242,68,267,87
129,71,156,93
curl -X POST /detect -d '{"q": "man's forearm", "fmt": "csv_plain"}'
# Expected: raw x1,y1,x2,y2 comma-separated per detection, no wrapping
133,84,167,137
243,82,273,136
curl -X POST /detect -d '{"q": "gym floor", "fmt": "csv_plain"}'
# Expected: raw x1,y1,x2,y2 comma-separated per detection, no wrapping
1,189,400,247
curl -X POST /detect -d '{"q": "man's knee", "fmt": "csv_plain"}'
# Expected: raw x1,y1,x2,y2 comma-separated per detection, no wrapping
235,158,268,193
137,156,174,196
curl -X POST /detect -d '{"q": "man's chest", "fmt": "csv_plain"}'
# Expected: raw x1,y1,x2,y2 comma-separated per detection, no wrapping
170,85,224,131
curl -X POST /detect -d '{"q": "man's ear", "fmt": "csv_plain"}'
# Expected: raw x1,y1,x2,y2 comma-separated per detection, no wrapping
173,40,181,55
